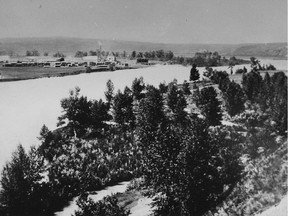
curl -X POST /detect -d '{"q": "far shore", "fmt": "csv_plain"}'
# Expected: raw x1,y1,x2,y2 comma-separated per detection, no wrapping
0,60,286,83
0,64,150,83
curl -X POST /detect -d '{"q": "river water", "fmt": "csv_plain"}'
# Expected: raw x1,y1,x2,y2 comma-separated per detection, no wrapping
0,60,287,169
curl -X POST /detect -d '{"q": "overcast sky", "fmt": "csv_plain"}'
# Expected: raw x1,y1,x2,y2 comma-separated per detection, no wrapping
0,0,287,44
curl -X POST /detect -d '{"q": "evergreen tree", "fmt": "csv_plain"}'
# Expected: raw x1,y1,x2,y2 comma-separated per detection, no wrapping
74,194,130,216
136,114,243,215
189,64,200,81
57,87,92,138
243,66,247,73
258,72,271,111
182,80,191,95
131,51,137,58
159,82,168,94
0,145,45,216
167,81,187,123
183,120,243,215
131,77,145,101
223,81,246,116
89,99,111,138
250,57,261,71
104,79,114,108
113,87,135,130
195,86,222,126
242,71,263,102
270,72,287,135
137,85,165,147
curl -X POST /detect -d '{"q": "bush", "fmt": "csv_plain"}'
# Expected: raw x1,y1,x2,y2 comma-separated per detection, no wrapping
266,64,276,70
74,194,130,216
235,68,244,74
53,52,65,58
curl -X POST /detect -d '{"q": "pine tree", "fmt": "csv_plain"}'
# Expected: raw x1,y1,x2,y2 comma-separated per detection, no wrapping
224,81,246,116
167,81,187,123
195,86,222,126
182,80,191,95
131,77,145,101
189,64,200,81
242,71,263,102
0,145,44,216
270,72,287,135
104,79,114,108
113,87,135,131
57,87,92,138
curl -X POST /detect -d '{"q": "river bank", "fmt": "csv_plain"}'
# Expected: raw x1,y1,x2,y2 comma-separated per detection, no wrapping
0,64,149,82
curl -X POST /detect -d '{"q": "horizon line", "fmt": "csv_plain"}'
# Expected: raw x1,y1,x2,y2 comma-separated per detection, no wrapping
0,36,287,46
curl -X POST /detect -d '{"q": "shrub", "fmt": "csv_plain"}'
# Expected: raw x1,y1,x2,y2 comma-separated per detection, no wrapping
74,194,130,216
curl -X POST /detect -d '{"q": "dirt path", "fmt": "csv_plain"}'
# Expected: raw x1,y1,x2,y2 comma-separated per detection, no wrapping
54,181,130,216
130,196,154,216
256,195,287,216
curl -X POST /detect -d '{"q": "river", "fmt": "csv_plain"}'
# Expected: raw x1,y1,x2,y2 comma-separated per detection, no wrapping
0,60,287,169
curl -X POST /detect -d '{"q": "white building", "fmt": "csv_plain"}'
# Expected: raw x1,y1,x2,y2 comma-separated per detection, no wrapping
82,56,98,64
106,55,116,62
0,55,10,62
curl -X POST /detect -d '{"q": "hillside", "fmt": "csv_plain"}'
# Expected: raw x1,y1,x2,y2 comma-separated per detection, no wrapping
0,37,286,58
229,43,288,59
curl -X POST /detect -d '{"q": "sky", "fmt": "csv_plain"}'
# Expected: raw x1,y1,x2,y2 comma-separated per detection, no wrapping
0,0,287,44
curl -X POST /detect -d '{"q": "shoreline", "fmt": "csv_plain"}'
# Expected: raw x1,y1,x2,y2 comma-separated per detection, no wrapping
0,65,148,83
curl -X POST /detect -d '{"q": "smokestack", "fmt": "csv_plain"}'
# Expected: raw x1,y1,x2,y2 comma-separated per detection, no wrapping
98,41,102,60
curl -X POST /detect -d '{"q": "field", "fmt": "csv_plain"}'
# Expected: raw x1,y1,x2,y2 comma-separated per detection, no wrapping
0,66,87,81
0,58,159,82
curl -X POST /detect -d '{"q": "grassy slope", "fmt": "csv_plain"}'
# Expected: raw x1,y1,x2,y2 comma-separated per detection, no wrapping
215,141,287,216
117,77,287,216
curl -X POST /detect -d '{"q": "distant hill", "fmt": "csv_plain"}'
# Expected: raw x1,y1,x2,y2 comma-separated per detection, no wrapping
227,43,287,59
0,37,286,59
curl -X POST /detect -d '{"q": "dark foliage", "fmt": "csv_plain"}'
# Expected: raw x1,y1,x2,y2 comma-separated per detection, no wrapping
195,86,222,126
173,51,248,67
75,51,88,57
104,79,114,108
26,49,40,56
57,87,111,139
242,71,263,102
131,77,146,101
137,109,243,215
57,87,92,138
74,194,130,216
242,71,287,135
250,57,262,71
167,81,188,123
0,145,66,216
159,82,168,94
189,64,200,81
182,80,191,95
113,87,135,131
223,81,246,116
53,52,65,58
